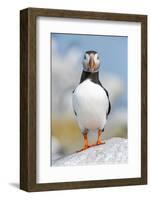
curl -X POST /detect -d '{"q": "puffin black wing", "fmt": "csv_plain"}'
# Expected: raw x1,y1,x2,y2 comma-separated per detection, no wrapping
72,89,77,116
98,81,111,117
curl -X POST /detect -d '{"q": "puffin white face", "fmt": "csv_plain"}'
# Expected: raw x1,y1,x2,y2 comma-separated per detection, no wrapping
83,51,100,73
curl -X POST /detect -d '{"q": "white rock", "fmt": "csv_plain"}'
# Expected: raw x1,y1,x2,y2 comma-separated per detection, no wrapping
53,137,128,166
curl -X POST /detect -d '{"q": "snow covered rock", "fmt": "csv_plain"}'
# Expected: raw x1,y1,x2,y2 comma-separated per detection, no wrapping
53,137,128,166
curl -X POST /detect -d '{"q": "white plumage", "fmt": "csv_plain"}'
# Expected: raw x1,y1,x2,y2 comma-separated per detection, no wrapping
72,79,109,133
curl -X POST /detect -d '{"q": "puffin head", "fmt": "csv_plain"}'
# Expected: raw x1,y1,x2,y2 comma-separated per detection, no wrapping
82,50,100,73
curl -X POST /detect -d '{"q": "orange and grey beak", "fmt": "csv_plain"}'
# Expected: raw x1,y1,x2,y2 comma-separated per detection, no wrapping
89,56,96,71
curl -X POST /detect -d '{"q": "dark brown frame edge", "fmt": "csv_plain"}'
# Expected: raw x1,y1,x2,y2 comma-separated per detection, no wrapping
20,7,147,192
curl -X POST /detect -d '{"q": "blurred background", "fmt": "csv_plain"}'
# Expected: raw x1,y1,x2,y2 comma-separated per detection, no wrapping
51,33,128,164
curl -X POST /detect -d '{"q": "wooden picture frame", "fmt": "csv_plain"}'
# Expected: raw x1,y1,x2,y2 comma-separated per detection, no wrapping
20,7,147,192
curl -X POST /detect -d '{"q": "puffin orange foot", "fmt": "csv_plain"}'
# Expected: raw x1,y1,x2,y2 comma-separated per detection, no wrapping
91,141,105,147
96,141,105,145
92,129,105,146
76,145,90,153
76,131,90,153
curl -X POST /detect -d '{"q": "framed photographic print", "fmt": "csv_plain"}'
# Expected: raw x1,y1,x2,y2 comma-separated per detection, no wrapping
20,8,147,191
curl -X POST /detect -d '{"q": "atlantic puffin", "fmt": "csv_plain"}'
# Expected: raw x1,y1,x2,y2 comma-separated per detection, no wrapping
72,50,111,152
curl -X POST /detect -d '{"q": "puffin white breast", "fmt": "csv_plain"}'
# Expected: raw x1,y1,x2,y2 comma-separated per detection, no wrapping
72,79,108,132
